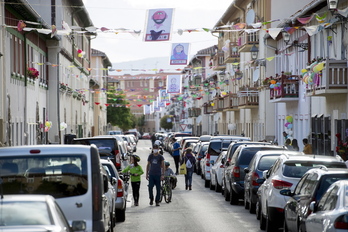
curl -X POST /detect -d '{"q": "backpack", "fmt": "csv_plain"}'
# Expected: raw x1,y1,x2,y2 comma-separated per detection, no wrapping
186,158,193,168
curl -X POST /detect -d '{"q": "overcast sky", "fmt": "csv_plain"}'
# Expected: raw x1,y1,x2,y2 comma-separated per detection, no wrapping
83,0,233,70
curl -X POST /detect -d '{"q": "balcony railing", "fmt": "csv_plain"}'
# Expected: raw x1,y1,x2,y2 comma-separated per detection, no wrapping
306,60,348,96
222,93,239,111
213,97,224,112
237,89,259,108
212,50,226,70
203,102,213,114
238,31,259,53
270,74,300,102
224,42,240,63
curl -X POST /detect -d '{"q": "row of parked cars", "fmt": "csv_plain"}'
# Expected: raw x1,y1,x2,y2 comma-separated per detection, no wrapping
0,133,138,232
160,133,348,232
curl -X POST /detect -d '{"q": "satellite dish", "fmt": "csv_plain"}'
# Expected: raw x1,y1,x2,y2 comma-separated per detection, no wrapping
246,9,255,26
253,68,260,82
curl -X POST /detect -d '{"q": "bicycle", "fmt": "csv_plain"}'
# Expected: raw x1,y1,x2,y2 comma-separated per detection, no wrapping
159,176,172,203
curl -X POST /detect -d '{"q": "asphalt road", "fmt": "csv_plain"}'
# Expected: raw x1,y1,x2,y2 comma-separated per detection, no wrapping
115,139,263,232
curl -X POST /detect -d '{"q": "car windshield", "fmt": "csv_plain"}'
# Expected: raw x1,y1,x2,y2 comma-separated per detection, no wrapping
0,155,88,198
283,161,347,178
0,201,52,225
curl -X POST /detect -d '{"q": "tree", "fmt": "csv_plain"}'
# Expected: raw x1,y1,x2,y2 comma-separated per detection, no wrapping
106,90,133,131
160,115,173,130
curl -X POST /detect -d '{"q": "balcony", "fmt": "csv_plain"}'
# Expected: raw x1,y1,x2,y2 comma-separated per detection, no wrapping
238,31,259,53
212,50,226,71
224,42,240,64
306,60,348,96
213,97,224,112
237,89,259,109
223,93,239,111
203,102,213,114
188,107,202,117
270,74,300,103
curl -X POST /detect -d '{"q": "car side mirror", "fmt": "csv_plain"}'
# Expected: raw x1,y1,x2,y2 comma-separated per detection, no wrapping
309,201,317,212
71,220,86,231
244,168,250,173
262,170,269,179
103,175,109,193
279,189,292,196
210,160,215,165
111,177,117,185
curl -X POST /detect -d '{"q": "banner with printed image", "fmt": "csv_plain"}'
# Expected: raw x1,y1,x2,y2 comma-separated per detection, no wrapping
166,75,182,94
170,43,189,65
144,8,173,42
143,104,151,115
159,89,170,102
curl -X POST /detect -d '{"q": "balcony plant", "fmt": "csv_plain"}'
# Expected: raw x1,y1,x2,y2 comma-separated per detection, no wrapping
27,67,39,79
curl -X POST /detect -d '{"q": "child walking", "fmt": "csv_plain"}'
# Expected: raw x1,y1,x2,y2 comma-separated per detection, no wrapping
121,154,144,206
164,161,177,189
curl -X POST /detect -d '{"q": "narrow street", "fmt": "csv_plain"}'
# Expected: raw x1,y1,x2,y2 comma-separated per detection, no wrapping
116,140,262,232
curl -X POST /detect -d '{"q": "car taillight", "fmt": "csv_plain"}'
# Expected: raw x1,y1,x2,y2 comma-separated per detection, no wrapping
117,179,124,197
114,150,120,167
233,166,240,178
271,179,293,189
220,164,224,168
251,172,260,186
334,215,348,229
206,153,211,166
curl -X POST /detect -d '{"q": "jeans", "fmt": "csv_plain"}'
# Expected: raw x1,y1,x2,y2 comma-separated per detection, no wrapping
131,181,141,203
184,171,193,186
173,156,180,174
148,175,161,202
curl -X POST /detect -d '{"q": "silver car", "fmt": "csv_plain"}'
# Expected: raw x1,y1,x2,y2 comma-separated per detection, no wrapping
0,194,84,232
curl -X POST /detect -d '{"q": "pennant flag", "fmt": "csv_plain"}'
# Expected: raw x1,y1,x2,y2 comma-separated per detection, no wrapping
267,28,282,40
266,56,275,61
304,25,320,36
137,104,142,107
95,102,100,105
315,12,327,23
338,6,348,18
284,27,297,34
297,14,314,24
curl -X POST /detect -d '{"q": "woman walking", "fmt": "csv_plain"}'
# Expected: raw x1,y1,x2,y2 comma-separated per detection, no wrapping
121,154,144,206
181,147,196,190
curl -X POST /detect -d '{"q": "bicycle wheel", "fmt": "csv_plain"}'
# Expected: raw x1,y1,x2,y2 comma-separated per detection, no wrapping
164,185,172,203
159,186,164,203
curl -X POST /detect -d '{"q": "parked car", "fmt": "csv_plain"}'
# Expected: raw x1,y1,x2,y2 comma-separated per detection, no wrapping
244,150,302,214
223,141,272,201
125,134,137,152
305,179,348,232
194,142,209,175
101,158,128,222
0,194,84,232
199,135,212,142
210,150,227,192
282,167,348,232
0,145,114,232
258,155,347,232
142,133,151,139
181,139,199,157
225,144,286,205
72,136,126,171
108,130,122,135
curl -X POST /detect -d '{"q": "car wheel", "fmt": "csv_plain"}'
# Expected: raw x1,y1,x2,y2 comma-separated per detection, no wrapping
204,179,210,188
229,188,239,205
215,178,222,193
249,201,256,214
115,208,126,222
260,211,266,230
209,179,215,190
266,209,277,232
224,181,230,201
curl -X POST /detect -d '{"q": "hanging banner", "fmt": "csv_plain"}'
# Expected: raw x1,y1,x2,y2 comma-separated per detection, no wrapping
159,89,170,102
153,100,160,112
144,8,174,42
143,104,151,115
170,43,189,65
157,97,165,107
166,75,182,94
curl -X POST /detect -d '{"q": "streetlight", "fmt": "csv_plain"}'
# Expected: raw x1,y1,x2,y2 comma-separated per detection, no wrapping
282,30,291,44
327,0,338,11
250,44,259,60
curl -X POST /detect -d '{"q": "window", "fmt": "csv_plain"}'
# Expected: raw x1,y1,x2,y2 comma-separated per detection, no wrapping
321,185,339,211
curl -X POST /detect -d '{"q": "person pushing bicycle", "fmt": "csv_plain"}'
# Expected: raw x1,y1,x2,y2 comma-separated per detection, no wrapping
164,161,177,189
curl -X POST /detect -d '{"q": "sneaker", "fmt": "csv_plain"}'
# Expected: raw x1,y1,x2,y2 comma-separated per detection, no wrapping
135,202,139,206
150,199,153,205
155,202,160,206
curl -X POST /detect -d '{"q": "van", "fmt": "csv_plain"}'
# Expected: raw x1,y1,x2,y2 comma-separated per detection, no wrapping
0,145,113,232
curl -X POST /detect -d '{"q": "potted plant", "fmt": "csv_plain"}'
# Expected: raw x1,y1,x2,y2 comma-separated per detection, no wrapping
27,67,39,79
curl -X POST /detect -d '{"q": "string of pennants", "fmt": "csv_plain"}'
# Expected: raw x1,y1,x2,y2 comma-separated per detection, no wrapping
8,7,348,37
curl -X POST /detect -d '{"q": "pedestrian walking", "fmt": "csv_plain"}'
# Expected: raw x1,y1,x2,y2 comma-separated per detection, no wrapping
146,144,165,206
302,138,313,154
121,154,144,206
292,139,299,151
285,138,294,150
171,138,181,175
181,147,196,190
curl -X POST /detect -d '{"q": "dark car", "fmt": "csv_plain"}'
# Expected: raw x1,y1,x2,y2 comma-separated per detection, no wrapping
281,167,348,232
244,150,302,213
224,144,286,205
72,136,125,170
193,141,209,175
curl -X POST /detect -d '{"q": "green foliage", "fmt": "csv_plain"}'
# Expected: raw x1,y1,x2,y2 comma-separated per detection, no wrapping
106,90,134,131
160,115,173,130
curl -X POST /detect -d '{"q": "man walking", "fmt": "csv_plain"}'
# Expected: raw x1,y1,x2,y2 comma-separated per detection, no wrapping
146,144,165,206
171,138,181,175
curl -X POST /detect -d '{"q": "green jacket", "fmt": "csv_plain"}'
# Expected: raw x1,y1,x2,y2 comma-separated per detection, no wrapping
122,164,144,182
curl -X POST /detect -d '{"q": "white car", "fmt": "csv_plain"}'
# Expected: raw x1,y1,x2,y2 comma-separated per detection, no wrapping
258,155,346,232
306,179,348,232
210,151,227,192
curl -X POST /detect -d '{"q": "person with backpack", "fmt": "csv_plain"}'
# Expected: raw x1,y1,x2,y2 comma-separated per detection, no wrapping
181,147,196,190
146,144,165,206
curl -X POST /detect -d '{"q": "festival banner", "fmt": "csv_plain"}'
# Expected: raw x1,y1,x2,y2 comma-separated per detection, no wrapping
159,89,170,102
143,104,151,115
153,101,160,112
170,43,189,65
166,75,182,94
144,8,174,42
